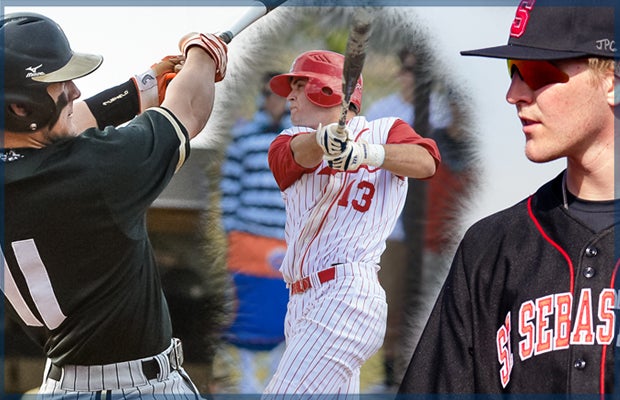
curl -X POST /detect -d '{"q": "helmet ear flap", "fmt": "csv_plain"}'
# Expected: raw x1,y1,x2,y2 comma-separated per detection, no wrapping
4,88,56,132
305,77,342,108
269,50,363,111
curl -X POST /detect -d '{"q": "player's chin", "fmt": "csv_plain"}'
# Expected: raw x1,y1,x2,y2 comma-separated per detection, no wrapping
291,115,315,129
50,120,80,141
289,110,302,126
524,145,559,164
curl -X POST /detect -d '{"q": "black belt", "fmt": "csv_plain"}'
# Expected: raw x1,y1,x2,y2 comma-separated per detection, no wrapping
48,359,161,381
47,339,184,383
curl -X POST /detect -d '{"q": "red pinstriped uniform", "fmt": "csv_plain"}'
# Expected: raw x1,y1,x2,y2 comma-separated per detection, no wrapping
263,116,440,395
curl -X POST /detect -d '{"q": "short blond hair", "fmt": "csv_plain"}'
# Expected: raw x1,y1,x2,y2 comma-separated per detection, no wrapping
588,57,616,75
585,58,616,87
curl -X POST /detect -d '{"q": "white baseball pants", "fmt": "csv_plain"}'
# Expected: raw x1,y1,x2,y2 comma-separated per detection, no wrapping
37,340,201,399
263,263,387,398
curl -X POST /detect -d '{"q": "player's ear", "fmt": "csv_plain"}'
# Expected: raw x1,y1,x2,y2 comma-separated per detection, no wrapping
609,63,620,106
612,74,620,106
8,103,30,117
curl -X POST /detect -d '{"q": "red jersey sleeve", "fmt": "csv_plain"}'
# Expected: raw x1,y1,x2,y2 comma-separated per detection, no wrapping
268,133,318,191
387,119,442,167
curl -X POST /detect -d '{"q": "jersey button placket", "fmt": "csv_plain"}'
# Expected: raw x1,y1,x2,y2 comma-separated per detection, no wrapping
585,247,598,257
573,358,587,370
581,246,599,279
582,266,596,279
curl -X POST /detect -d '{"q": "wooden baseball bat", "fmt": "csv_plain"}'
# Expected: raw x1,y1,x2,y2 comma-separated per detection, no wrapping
337,8,372,135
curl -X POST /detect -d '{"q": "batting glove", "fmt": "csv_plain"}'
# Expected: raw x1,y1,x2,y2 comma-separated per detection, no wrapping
316,122,350,157
178,32,228,82
132,55,184,112
326,140,386,171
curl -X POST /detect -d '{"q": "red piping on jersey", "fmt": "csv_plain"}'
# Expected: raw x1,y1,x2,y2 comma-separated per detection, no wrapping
350,128,381,174
529,195,620,396
353,127,369,141
298,173,350,277
527,196,575,293
297,125,369,275
599,257,620,397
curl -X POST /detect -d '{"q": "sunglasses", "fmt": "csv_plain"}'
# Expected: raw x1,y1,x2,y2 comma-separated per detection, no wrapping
507,59,569,90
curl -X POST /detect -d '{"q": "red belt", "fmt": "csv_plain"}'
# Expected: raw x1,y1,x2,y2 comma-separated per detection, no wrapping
290,267,336,295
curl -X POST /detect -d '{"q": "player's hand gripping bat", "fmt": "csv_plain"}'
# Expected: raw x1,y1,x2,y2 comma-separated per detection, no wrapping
337,9,373,136
162,1,286,91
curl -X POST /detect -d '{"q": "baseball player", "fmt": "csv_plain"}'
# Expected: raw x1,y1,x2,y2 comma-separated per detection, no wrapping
2,12,226,397
261,49,441,396
399,0,619,394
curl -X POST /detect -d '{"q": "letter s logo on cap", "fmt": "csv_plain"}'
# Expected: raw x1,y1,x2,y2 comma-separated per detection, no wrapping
511,0,536,38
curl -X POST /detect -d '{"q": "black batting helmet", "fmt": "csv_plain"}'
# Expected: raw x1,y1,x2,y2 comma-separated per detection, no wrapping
2,12,103,132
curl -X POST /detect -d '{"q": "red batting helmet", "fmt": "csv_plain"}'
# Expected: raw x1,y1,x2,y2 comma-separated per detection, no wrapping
269,50,363,113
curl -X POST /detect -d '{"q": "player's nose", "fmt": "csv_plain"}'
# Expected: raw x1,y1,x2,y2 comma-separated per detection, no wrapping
287,89,298,102
506,73,533,105
67,80,82,101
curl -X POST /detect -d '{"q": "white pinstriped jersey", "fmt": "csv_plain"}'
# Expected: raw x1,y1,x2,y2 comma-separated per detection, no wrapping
265,115,440,395
269,116,441,283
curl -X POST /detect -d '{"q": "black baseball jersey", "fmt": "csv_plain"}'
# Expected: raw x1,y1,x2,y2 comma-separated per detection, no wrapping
3,107,189,366
399,172,620,394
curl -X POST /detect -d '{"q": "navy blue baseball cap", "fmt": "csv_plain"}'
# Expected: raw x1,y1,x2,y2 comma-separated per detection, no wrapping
2,12,103,87
461,0,617,60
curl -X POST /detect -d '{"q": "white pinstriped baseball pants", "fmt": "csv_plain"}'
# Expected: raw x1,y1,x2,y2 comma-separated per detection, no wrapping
263,263,387,398
37,340,202,399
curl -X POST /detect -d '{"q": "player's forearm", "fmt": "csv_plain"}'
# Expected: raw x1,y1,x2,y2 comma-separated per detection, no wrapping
290,132,324,168
381,143,437,179
76,56,184,131
162,49,216,138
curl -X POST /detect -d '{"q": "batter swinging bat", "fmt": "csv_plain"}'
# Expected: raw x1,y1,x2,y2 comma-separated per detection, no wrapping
218,0,287,44
337,8,373,134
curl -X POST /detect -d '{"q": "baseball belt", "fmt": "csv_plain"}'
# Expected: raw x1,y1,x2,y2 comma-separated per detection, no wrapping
46,338,184,390
290,266,337,295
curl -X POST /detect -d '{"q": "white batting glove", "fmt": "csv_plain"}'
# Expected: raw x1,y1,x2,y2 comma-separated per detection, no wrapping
132,55,184,112
326,140,386,171
316,123,349,157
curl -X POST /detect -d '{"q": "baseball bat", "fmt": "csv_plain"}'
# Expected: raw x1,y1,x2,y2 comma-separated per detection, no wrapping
162,1,286,89
218,0,287,44
337,8,373,134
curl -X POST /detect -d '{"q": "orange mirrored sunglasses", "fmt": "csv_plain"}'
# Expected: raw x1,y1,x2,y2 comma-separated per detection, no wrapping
507,59,570,90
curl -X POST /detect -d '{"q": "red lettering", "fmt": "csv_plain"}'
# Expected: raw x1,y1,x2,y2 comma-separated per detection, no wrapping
337,181,355,208
535,295,553,354
554,293,572,350
597,289,615,345
519,289,615,361
571,289,595,344
337,179,375,212
518,301,535,360
352,180,374,212
496,313,513,388
510,0,536,38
